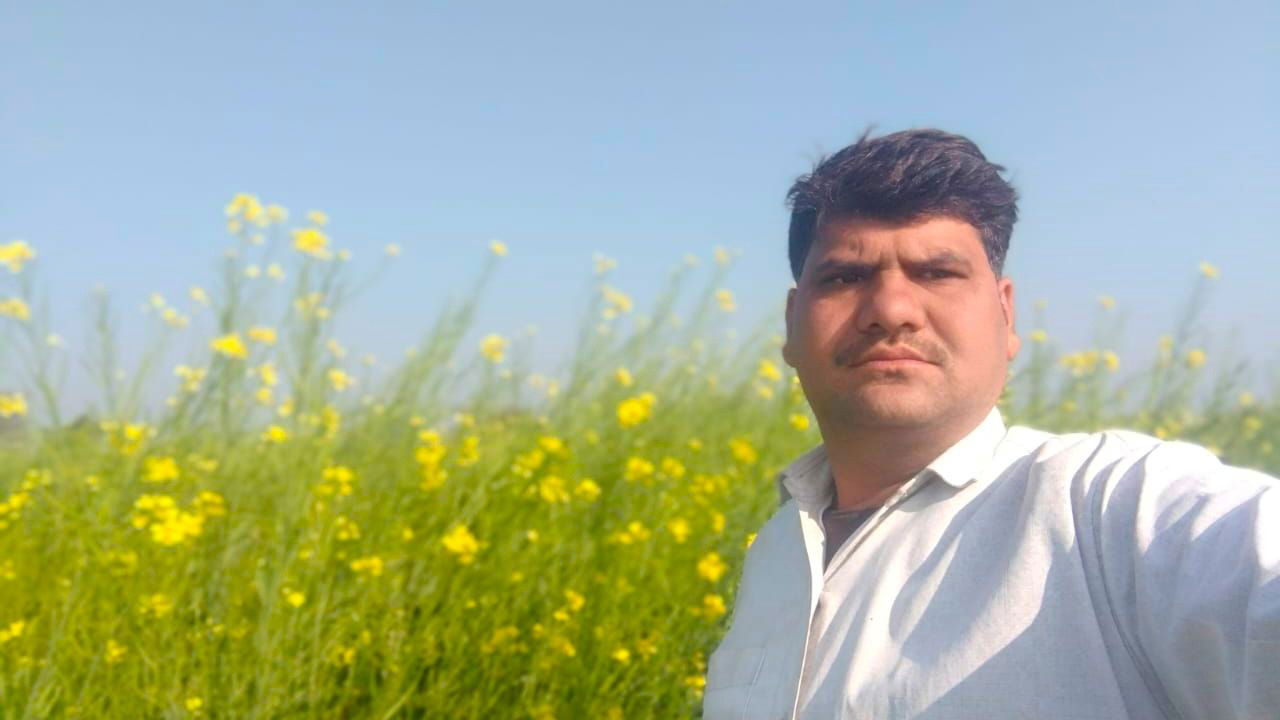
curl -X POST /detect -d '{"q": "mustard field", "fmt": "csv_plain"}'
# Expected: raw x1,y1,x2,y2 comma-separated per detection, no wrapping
0,197,1274,718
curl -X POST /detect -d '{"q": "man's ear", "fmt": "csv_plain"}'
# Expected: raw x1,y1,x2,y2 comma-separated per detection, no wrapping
782,287,797,368
999,276,1020,361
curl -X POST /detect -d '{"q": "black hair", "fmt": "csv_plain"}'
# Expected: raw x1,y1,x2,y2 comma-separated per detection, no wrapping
786,127,1019,281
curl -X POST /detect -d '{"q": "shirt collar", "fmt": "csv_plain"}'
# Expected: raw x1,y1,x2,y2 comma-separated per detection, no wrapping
776,406,1008,507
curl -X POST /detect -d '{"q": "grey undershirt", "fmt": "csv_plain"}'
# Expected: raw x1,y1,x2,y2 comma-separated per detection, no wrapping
822,504,880,570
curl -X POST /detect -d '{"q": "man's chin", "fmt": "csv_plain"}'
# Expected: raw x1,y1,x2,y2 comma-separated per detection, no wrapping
826,394,940,428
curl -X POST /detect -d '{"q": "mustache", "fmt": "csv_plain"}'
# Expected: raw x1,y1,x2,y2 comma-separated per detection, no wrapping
835,340,942,367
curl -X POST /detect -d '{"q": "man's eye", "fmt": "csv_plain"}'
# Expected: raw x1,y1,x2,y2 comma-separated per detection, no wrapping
924,270,956,280
827,274,860,285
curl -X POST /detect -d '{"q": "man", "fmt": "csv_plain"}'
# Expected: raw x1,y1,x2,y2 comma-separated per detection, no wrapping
703,128,1279,719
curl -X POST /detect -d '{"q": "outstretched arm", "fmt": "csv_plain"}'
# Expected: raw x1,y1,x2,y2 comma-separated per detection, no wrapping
1094,439,1280,720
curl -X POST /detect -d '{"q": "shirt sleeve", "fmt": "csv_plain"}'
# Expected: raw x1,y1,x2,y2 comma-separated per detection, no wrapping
1093,437,1280,720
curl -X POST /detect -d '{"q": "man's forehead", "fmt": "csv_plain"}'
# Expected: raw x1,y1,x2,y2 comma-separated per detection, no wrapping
810,215,984,260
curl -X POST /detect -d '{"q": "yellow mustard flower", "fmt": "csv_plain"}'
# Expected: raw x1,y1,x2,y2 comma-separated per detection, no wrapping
292,228,332,260
306,210,329,226
615,367,634,387
697,552,728,583
480,334,508,364
1199,261,1220,279
162,308,189,328
593,253,618,275
225,193,265,223
0,394,27,418
715,289,736,312
149,509,205,546
1097,295,1116,310
0,619,27,644
328,368,355,391
334,515,360,541
624,456,655,483
601,286,633,315
1029,329,1048,343
318,464,355,496
263,425,288,444
194,491,225,517
142,456,180,484
538,475,570,504
0,298,31,321
481,626,521,654
247,326,276,345
256,361,278,387
489,240,508,256
710,510,726,534
210,333,248,360
635,635,659,658
0,240,36,273
442,524,482,565
1186,349,1207,369
616,392,656,427
758,359,782,382
350,555,384,578
700,594,727,619
537,434,566,456
660,456,686,479
729,437,758,465
104,639,127,664
138,592,175,618
789,413,810,430
574,479,602,502
667,517,691,544
549,635,576,657
1243,416,1263,437
173,365,206,394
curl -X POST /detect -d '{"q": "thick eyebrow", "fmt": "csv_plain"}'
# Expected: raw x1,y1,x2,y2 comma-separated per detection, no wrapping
811,250,974,277
906,250,974,272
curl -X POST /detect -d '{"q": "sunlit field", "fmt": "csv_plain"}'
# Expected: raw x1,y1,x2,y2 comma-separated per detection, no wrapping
0,197,1275,718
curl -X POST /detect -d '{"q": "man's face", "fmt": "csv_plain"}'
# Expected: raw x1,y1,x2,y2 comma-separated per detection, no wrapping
782,214,1019,435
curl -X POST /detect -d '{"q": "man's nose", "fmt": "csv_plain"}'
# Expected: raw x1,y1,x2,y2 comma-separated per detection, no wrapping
854,270,926,336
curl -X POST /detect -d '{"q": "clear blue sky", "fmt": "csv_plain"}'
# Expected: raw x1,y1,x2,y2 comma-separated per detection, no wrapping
4,1,1278,421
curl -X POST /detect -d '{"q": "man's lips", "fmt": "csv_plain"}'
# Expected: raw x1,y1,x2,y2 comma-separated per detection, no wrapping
856,359,931,371
854,349,930,366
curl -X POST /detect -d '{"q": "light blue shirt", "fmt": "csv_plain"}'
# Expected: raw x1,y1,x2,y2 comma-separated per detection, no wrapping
703,407,1280,719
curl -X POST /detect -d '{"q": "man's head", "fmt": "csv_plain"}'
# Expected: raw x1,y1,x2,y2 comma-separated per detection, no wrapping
781,127,1021,438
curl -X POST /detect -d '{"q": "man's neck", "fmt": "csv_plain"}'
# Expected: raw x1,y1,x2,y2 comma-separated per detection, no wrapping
819,412,984,511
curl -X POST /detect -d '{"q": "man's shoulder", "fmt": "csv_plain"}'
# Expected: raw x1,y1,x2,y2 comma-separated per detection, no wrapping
1004,422,1277,491
1003,422,1196,464
751,487,829,565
